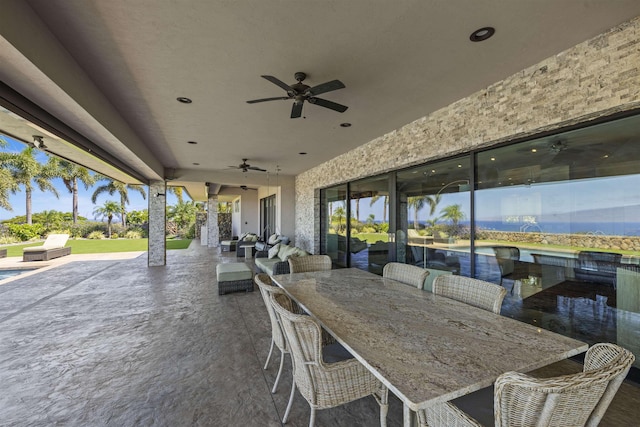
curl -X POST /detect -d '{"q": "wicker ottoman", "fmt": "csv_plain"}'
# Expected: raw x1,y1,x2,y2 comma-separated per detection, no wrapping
216,263,254,295
220,239,238,252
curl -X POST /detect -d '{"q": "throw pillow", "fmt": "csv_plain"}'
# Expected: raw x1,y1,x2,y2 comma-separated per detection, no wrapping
277,243,289,260
267,234,280,245
268,244,280,259
292,247,309,257
281,245,300,261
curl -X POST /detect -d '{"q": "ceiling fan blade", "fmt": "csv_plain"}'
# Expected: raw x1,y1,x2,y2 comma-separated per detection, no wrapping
309,97,348,113
247,166,267,172
306,80,345,96
291,101,304,118
261,75,294,92
246,96,290,104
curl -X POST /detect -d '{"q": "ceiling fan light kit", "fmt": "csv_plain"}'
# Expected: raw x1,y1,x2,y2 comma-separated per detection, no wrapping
247,72,348,118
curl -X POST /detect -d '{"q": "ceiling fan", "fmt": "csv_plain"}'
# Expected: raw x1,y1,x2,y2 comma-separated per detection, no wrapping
228,158,267,172
246,72,348,118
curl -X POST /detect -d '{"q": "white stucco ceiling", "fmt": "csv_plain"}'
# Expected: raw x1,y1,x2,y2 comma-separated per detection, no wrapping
1,1,639,200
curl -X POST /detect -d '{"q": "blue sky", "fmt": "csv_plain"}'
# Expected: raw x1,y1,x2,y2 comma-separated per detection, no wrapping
0,135,183,221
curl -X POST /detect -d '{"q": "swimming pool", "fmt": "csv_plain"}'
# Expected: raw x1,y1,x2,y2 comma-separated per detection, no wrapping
0,268,37,280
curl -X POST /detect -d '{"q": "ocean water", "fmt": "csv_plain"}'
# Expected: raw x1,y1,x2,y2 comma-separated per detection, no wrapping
475,221,640,236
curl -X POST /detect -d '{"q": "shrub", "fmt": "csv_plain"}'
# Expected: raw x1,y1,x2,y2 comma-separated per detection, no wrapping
127,226,147,238
124,230,142,239
87,231,105,239
110,233,119,239
7,223,46,241
0,235,19,244
186,223,196,239
110,224,125,237
70,221,107,238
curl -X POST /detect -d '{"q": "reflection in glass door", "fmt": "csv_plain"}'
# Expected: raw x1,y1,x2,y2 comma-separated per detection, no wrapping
260,194,276,241
349,175,390,274
321,185,348,267
396,157,471,283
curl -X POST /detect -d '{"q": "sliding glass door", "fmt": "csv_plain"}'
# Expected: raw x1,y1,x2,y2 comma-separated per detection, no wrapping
260,194,276,241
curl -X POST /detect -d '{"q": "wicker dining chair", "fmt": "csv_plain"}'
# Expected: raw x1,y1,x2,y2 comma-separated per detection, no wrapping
270,292,389,427
432,274,507,314
255,273,302,395
288,254,332,273
417,343,634,427
383,262,430,289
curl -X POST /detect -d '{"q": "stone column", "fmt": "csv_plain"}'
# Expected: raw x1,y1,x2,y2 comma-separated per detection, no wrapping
148,180,166,266
207,193,219,248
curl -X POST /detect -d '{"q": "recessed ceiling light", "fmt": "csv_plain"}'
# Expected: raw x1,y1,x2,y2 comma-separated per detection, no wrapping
490,157,496,161
193,162,200,165
299,152,307,155
531,148,537,153
340,123,352,128
177,97,192,104
457,164,462,168
470,27,495,42
187,141,197,144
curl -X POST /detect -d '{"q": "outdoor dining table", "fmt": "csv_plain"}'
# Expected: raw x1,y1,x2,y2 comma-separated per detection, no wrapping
271,268,588,427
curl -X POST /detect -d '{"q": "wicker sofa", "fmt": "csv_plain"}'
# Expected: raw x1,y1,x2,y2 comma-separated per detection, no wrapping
255,243,309,275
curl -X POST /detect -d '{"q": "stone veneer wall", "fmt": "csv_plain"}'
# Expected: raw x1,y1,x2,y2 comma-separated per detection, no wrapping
295,17,640,253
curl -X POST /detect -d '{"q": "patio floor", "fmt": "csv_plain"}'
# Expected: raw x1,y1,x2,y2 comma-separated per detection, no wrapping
0,241,638,426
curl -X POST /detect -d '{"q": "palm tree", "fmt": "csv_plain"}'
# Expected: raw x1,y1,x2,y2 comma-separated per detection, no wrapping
167,186,184,203
369,195,388,224
0,163,17,211
425,194,441,217
93,200,121,237
408,196,425,230
332,205,347,234
91,177,146,227
440,204,465,229
354,197,361,223
0,135,18,210
366,213,375,225
47,158,96,224
167,200,198,233
0,148,59,224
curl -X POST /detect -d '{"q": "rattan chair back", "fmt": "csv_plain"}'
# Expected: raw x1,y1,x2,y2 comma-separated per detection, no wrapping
288,254,332,273
255,274,289,352
417,343,634,427
433,274,507,314
383,262,430,289
495,343,634,427
270,292,389,426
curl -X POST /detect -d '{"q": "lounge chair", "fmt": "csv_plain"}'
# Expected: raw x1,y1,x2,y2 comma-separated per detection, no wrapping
23,234,72,261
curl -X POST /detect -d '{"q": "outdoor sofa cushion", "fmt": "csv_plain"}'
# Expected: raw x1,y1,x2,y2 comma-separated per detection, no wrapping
255,244,309,275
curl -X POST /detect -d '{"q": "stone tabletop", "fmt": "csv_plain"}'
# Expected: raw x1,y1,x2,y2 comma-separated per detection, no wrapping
271,268,588,411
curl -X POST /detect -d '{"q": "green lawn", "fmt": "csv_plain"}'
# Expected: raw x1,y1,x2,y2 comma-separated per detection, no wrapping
0,238,192,257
